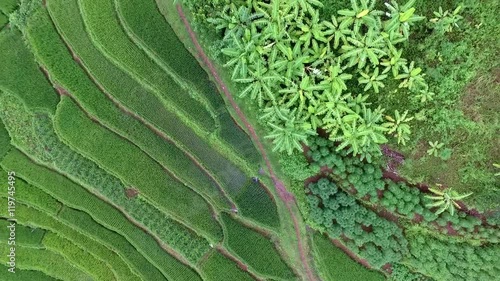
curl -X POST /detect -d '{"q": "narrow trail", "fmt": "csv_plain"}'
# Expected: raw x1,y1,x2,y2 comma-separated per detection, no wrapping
177,5,316,281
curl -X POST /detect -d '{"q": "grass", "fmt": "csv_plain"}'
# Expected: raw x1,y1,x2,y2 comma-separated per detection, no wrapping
0,12,7,29
47,0,256,214
3,197,140,280
235,180,280,228
200,251,254,281
310,231,385,281
56,206,151,281
54,96,222,243
115,0,220,123
42,0,231,210
221,213,296,280
0,148,202,281
121,0,262,166
0,265,58,281
77,0,216,132
0,77,211,264
0,194,139,281
0,242,92,280
0,0,18,15
0,219,45,248
0,114,11,161
393,0,500,211
42,232,116,281
0,29,58,113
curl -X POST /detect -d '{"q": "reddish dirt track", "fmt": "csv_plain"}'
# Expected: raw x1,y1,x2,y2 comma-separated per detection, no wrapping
177,5,316,281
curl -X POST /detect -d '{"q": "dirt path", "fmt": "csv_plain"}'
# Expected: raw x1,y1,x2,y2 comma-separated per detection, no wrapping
177,5,316,281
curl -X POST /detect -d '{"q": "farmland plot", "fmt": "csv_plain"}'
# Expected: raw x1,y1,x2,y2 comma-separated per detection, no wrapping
0,0,301,279
221,213,295,280
1,149,199,281
77,0,216,132
200,251,254,281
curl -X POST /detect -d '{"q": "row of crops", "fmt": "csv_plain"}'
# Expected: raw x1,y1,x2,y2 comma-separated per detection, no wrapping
0,0,301,280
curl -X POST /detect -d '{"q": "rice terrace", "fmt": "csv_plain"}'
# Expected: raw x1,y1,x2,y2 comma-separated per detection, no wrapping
0,0,498,280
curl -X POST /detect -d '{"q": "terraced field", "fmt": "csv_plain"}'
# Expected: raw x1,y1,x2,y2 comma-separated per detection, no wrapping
0,0,309,280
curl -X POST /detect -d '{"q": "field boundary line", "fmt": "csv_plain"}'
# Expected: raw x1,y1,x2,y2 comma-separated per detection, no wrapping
75,0,215,136
8,147,200,280
177,5,317,281
0,153,167,281
44,4,241,211
56,87,222,242
215,245,264,281
113,0,221,129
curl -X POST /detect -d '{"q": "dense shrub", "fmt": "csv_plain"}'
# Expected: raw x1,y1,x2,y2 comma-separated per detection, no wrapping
307,178,407,268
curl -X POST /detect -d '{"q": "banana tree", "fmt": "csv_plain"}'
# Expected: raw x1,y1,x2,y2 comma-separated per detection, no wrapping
340,30,387,69
358,67,387,93
380,43,407,77
265,116,316,155
425,186,472,216
383,110,413,145
222,30,264,79
278,75,326,114
322,15,352,49
384,0,425,40
295,9,329,49
337,0,383,34
395,61,427,91
319,63,353,96
234,60,281,107
208,3,264,40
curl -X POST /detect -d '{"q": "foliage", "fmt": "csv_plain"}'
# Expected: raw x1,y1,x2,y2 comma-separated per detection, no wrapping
429,6,463,34
406,228,500,281
307,135,385,197
380,180,423,216
221,213,295,279
306,178,408,268
0,241,92,280
424,185,472,216
311,232,385,281
202,0,430,157
389,263,431,281
279,151,316,181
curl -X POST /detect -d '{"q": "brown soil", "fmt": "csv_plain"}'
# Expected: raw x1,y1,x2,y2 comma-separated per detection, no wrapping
125,188,139,199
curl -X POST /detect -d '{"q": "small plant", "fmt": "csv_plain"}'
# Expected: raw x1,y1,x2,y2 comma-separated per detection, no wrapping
493,163,500,176
426,141,444,157
430,6,463,34
358,67,387,93
383,110,413,145
425,185,472,216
